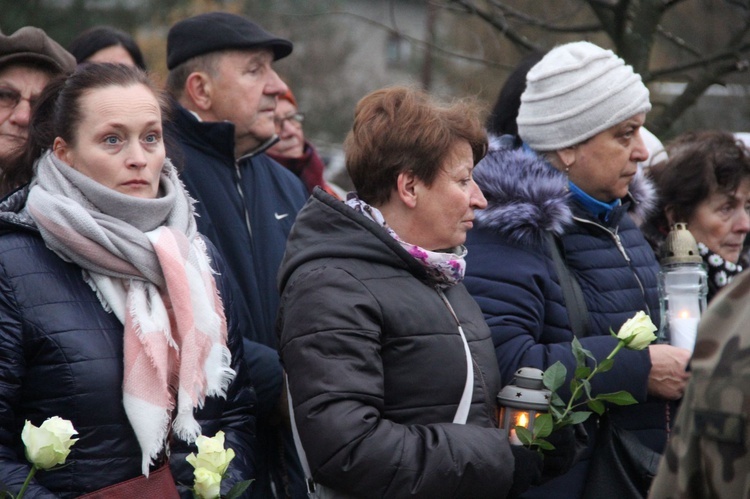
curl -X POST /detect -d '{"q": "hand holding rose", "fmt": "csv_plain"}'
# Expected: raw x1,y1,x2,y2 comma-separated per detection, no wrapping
186,431,251,499
9,417,78,499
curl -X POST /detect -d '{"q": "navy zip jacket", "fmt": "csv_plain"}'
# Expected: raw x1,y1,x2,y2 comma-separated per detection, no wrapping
464,136,666,498
167,105,308,349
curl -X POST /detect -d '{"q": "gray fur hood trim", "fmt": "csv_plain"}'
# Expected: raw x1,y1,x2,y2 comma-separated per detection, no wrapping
473,137,657,246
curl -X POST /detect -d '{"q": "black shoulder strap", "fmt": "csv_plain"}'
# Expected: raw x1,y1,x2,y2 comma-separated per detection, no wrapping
545,232,590,338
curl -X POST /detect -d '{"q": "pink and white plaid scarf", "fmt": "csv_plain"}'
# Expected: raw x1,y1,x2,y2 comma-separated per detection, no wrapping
27,151,234,475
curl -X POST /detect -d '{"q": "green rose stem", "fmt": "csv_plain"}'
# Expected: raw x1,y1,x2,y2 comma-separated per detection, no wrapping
16,464,37,499
554,339,625,426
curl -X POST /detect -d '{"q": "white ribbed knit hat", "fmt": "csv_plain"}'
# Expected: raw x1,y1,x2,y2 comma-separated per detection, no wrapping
517,41,651,151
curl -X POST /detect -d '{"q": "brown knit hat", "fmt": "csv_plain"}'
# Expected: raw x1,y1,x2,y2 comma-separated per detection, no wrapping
0,27,76,74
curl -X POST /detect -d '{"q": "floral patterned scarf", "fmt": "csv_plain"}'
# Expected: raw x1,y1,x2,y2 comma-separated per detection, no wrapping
346,194,466,288
698,242,744,302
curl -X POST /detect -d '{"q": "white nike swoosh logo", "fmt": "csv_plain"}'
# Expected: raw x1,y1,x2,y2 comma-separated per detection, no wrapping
274,212,289,220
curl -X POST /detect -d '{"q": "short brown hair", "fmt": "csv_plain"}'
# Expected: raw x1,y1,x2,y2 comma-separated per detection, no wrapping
344,86,487,206
646,130,750,233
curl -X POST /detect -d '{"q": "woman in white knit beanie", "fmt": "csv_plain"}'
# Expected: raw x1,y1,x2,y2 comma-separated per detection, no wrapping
517,40,653,200
463,41,691,499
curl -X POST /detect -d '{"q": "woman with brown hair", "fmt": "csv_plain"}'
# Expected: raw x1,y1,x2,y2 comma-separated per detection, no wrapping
0,63,255,497
643,130,750,301
277,86,576,498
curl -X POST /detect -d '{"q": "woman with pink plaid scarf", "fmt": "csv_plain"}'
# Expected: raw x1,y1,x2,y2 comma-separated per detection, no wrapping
0,63,255,498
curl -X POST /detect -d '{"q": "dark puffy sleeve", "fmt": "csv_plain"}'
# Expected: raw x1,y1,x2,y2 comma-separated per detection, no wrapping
279,265,515,499
0,247,57,498
464,234,651,402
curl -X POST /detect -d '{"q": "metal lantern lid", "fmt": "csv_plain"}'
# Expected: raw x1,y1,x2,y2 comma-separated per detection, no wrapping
497,367,551,411
661,223,702,265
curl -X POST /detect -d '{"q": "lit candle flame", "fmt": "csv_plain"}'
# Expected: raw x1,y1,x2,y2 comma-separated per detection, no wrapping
516,412,529,428
678,309,692,319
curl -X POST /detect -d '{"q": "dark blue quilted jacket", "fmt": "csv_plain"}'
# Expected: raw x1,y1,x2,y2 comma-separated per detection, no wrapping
0,188,256,498
166,105,308,350
464,137,666,498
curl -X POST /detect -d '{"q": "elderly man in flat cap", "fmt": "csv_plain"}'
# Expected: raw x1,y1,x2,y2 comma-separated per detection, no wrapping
165,12,307,499
0,26,74,182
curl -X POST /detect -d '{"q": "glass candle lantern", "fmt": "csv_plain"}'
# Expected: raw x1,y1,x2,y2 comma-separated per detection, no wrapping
658,223,708,352
497,368,551,446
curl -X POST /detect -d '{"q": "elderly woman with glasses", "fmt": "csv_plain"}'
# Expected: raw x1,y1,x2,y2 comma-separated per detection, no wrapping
267,86,340,197
0,27,75,193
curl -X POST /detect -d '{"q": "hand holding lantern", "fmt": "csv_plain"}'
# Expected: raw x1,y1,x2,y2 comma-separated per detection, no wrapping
498,312,657,450
497,368,553,448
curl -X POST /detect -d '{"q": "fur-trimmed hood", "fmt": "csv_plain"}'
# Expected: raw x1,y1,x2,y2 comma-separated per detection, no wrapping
474,135,656,247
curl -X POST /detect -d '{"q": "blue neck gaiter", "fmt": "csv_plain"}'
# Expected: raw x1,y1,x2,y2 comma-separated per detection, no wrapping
568,181,621,222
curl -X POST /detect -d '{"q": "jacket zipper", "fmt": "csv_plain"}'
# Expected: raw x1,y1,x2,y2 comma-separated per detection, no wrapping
230,135,280,241
233,162,253,239
572,216,651,317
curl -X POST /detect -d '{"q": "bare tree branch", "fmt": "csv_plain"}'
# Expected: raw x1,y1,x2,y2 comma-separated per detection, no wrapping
448,0,542,51
483,0,601,33
645,45,750,80
277,7,515,70
648,59,749,135
656,24,701,57
649,12,750,134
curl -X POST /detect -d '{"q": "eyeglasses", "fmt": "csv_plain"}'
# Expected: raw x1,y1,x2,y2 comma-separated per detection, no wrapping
0,86,36,110
274,112,305,130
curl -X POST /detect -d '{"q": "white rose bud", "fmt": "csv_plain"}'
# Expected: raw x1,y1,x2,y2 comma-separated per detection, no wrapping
616,311,657,350
21,417,78,470
193,467,222,499
186,430,235,476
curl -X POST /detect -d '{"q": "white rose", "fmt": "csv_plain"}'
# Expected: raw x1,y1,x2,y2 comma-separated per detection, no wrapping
186,430,235,476
193,467,222,499
21,417,78,470
616,311,657,350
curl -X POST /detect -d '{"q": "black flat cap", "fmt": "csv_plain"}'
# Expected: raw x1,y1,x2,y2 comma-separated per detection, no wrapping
0,26,76,73
167,12,293,70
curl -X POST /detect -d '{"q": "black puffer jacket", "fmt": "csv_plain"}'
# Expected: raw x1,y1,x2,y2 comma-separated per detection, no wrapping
277,191,515,498
0,188,256,498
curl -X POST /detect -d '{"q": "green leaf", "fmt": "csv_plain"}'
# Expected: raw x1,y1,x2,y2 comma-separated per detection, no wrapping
597,391,638,406
515,426,533,445
543,362,567,392
571,337,586,366
567,410,593,425
549,392,566,409
582,348,596,363
533,413,554,439
581,379,593,400
587,398,605,415
534,439,555,451
597,358,614,373
225,480,254,499
574,365,592,379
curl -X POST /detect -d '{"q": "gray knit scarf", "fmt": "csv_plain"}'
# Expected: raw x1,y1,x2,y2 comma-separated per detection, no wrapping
26,150,233,476
27,150,194,287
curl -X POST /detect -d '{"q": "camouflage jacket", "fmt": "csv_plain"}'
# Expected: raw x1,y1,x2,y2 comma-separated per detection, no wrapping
649,270,750,498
